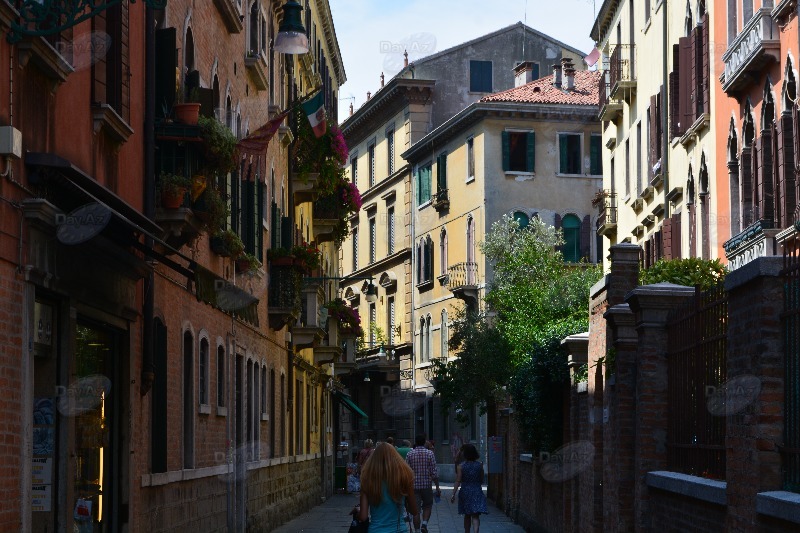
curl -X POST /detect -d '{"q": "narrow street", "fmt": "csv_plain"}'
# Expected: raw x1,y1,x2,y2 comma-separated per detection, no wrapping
273,484,524,533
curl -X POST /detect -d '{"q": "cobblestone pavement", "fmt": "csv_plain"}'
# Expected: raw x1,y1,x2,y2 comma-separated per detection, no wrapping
272,483,525,532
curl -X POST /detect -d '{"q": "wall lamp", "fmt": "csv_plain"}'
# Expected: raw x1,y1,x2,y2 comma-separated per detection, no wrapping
274,0,309,54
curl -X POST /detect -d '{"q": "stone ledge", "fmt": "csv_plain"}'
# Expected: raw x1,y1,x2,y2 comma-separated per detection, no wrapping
646,471,727,505
724,256,783,292
590,274,609,299
756,491,800,525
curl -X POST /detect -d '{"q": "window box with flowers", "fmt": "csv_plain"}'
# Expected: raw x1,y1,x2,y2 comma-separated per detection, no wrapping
235,252,261,274
210,229,245,258
267,243,321,273
313,178,362,246
292,118,349,194
324,298,364,340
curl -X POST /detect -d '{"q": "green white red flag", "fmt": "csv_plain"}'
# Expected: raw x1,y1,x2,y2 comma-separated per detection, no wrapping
302,90,326,137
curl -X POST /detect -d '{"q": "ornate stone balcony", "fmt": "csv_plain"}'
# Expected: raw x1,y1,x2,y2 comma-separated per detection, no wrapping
292,280,326,348
446,262,479,304
608,44,636,100
723,219,779,272
244,51,268,91
721,7,780,95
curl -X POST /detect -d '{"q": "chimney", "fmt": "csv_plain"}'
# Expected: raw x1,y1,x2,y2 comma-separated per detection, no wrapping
349,102,354,116
366,91,371,100
552,63,562,88
380,72,385,88
513,61,535,87
564,67,576,91
403,50,408,68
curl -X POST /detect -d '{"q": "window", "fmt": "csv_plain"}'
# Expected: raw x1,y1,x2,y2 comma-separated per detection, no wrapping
440,228,448,276
351,155,358,186
368,142,376,187
466,137,475,180
441,309,448,359
590,134,603,176
217,345,225,408
249,2,259,54
436,152,448,192
199,337,209,406
418,318,425,363
502,131,535,173
559,133,582,175
261,366,266,418
513,211,529,229
369,303,377,347
388,296,395,343
92,3,128,120
352,228,358,270
386,127,395,175
625,138,630,196
417,163,432,205
636,124,643,195
469,60,492,92
562,214,582,263
183,331,195,469
425,315,432,362
369,217,376,263
387,207,395,255
152,318,168,473
418,236,434,285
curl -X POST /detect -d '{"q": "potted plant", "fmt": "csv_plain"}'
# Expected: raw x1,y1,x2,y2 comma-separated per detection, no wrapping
210,229,244,257
267,247,294,267
591,189,610,207
291,242,321,271
324,298,363,338
193,185,229,232
198,115,239,176
236,252,261,274
174,84,201,125
157,171,191,209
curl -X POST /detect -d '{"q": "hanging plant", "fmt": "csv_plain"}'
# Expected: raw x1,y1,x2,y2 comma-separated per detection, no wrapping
324,298,363,337
198,115,239,176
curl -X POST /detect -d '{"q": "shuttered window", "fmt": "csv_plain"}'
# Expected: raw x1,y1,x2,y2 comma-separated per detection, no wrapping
417,164,432,205
387,207,395,255
469,60,493,92
502,131,536,172
559,133,582,174
437,152,448,192
590,135,603,175
562,214,581,263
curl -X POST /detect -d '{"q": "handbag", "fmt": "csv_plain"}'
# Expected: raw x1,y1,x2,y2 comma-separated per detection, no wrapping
348,517,369,533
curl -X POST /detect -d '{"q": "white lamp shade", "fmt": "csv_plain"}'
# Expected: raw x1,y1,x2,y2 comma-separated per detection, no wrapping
274,31,309,54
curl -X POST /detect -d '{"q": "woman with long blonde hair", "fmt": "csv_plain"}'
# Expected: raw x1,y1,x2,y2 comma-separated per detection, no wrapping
354,443,419,532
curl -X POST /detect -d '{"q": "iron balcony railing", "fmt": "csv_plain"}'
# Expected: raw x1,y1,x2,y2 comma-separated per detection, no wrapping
609,44,636,97
447,262,478,289
597,192,618,226
268,265,301,310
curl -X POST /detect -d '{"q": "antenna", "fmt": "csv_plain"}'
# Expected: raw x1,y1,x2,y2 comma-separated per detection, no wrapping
523,0,527,59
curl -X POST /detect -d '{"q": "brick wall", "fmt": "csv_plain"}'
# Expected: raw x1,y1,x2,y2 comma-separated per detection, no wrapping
648,490,726,533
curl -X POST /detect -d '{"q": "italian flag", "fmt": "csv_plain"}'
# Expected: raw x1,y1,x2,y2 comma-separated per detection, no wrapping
302,91,326,137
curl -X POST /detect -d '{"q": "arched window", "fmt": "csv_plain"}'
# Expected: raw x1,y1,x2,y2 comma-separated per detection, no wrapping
249,2,259,54
440,228,448,276
441,309,448,359
226,95,233,130
419,317,426,363
185,27,195,72
513,211,529,229
425,315,432,363
183,330,195,469
466,216,475,284
217,344,226,408
199,336,209,405
562,214,581,263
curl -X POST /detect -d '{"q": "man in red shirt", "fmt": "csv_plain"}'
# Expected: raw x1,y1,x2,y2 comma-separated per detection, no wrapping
406,434,440,533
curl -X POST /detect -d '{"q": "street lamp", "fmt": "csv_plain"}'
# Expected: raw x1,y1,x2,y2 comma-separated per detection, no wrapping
364,281,378,303
363,372,371,382
274,0,309,54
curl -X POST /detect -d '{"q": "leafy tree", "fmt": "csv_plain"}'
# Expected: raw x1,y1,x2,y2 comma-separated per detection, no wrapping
431,308,512,424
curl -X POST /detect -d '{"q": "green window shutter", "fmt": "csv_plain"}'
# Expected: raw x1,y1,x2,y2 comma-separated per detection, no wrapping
590,136,602,175
526,131,536,172
416,170,422,205
437,153,447,191
421,166,431,203
559,134,568,173
502,131,510,171
256,181,264,261
562,214,581,262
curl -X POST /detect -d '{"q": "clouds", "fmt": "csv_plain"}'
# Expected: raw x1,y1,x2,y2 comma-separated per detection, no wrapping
329,0,598,117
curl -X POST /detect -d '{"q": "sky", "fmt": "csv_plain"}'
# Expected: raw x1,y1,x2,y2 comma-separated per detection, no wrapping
328,0,601,121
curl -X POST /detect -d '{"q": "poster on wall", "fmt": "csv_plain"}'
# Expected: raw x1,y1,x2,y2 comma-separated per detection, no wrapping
32,398,55,512
31,484,52,512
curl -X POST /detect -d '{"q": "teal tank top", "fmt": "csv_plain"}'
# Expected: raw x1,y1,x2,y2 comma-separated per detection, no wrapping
369,483,406,533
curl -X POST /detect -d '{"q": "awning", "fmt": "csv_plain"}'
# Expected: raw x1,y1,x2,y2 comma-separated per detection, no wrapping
195,265,260,326
333,391,368,420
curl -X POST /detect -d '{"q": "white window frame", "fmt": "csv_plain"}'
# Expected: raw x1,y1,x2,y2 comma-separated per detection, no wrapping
198,333,211,414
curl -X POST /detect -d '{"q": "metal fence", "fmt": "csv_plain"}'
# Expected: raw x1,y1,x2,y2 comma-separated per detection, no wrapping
782,234,800,492
666,283,727,479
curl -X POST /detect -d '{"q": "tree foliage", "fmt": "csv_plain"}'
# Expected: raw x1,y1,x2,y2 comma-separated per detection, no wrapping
432,216,601,446
431,308,512,425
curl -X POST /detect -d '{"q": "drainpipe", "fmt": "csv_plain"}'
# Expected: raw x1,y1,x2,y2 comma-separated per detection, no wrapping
141,5,156,396
662,0,670,224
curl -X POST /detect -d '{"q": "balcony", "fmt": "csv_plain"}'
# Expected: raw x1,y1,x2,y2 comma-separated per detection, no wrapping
312,194,339,243
432,189,450,211
721,7,780,95
292,280,326,348
268,265,302,330
212,0,244,33
244,51,269,91
292,172,320,203
608,44,636,100
446,262,479,305
598,73,622,122
314,316,345,366
597,193,618,237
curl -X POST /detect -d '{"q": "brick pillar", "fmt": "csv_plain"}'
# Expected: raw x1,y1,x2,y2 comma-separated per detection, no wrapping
608,244,642,306
604,304,637,531
723,257,785,531
626,283,695,532
563,332,589,533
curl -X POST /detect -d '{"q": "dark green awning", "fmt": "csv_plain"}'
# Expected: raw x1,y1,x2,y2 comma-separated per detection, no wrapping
334,391,368,420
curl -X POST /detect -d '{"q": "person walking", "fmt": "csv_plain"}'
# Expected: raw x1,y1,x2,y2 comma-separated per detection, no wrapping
353,443,419,532
406,434,440,533
450,444,488,533
396,440,412,460
357,439,375,476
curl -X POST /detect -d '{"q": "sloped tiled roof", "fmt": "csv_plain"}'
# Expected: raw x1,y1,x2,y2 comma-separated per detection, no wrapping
480,70,601,106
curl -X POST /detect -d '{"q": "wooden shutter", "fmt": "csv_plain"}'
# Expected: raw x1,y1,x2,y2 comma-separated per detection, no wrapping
501,131,510,171
691,26,702,120
753,139,761,222
662,217,673,260
559,133,568,173
740,148,753,227
649,95,658,175
759,129,775,223
655,88,663,161
526,131,536,172
672,212,682,259
256,181,264,261
155,28,176,120
669,44,681,137
436,154,447,191
590,136,602,174
679,36,693,133
581,215,591,261
701,16,710,115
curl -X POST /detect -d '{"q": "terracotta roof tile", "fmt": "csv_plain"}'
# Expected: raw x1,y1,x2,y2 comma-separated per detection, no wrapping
480,70,601,106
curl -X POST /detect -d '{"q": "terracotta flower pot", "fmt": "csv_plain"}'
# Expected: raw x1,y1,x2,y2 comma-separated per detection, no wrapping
161,188,186,209
174,103,201,125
